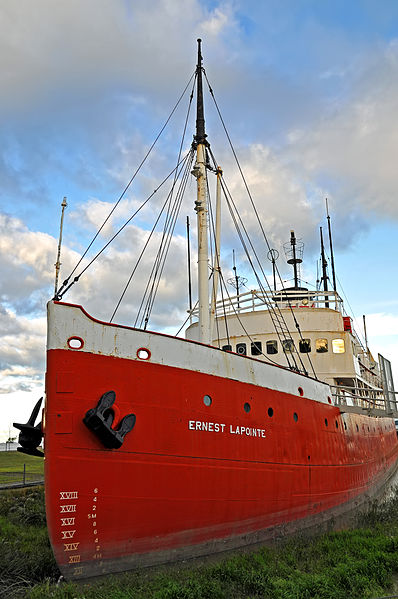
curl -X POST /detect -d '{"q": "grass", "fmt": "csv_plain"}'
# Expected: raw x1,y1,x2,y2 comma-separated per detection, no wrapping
2,486,398,599
0,487,58,599
0,451,44,485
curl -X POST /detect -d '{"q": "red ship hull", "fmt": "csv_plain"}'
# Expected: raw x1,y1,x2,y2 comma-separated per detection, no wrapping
44,302,398,579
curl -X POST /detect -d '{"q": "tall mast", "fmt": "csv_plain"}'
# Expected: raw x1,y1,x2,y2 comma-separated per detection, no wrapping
193,38,210,344
326,198,337,293
210,166,222,340
320,226,329,308
54,197,67,296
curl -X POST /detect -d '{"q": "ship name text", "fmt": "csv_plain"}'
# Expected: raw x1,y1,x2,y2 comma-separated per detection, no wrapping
188,420,265,438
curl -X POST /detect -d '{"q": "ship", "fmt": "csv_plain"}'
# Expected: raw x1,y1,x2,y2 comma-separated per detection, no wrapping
14,40,398,580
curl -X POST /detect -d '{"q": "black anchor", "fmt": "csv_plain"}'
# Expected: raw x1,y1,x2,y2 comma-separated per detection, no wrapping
83,391,136,449
13,397,44,458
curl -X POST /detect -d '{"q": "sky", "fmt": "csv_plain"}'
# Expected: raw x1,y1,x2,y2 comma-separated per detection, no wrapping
1,0,398,441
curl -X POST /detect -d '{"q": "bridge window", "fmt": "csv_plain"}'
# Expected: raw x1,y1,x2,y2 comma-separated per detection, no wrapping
282,339,295,353
251,341,262,356
266,340,278,354
332,338,345,354
299,339,311,353
316,338,328,353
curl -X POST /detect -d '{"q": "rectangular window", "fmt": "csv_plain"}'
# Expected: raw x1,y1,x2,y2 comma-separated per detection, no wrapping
222,344,232,351
282,339,295,353
316,338,328,353
251,341,262,356
236,343,247,356
266,340,278,354
299,339,311,353
332,338,345,354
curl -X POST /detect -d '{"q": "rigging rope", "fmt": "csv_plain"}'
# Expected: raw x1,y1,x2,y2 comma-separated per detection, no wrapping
136,76,197,329
109,150,194,322
137,151,194,328
204,78,317,377
57,152,192,300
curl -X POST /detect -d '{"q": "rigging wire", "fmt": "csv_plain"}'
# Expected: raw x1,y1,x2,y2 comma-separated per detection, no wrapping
138,151,194,328
207,146,307,373
109,150,194,322
54,70,196,300
212,259,286,368
207,170,229,348
204,80,317,377
57,152,192,300
112,72,196,325
137,76,197,328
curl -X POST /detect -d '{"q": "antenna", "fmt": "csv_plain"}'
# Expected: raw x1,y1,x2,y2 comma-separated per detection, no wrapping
326,198,337,293
227,250,247,308
283,230,303,288
267,248,279,291
54,197,67,297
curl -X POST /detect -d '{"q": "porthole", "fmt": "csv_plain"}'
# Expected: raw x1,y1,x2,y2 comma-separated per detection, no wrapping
293,412,298,422
244,402,251,413
203,395,212,407
298,387,304,396
67,336,84,350
325,418,328,427
327,396,332,404
268,407,274,417
137,347,151,360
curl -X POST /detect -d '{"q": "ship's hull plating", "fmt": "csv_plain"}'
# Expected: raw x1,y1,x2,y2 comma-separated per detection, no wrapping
44,302,398,579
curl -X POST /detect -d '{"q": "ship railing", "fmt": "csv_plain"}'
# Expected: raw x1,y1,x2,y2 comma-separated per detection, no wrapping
330,384,386,410
190,288,344,318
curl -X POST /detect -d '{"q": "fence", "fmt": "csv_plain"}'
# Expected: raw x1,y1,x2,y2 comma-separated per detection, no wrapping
0,464,44,489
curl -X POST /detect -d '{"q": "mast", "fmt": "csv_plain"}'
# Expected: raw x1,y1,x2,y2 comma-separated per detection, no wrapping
363,314,369,352
326,198,337,293
267,248,279,292
286,230,302,288
320,226,329,308
193,38,210,344
210,166,222,339
54,197,67,296
186,216,193,323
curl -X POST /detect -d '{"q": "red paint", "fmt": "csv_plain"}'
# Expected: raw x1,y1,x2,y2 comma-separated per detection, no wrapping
44,347,398,579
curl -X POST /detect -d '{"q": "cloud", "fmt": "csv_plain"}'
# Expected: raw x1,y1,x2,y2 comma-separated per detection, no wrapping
0,1,237,116
288,40,398,222
0,307,46,393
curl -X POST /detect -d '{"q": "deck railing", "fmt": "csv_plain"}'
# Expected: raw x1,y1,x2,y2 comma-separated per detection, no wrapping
190,288,344,319
330,384,388,411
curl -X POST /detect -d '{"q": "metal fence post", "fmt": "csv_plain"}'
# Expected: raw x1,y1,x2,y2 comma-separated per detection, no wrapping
23,463,26,486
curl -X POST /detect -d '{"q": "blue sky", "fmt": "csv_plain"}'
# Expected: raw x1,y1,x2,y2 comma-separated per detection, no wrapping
1,0,398,440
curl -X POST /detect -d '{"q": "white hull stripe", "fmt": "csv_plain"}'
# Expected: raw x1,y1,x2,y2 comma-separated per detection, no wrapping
47,301,331,404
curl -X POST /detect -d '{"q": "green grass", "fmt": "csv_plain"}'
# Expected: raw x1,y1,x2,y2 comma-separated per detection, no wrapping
0,451,44,484
2,486,398,599
0,487,58,598
0,451,44,474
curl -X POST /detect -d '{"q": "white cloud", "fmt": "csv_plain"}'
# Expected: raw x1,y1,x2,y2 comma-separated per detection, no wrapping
289,40,398,221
